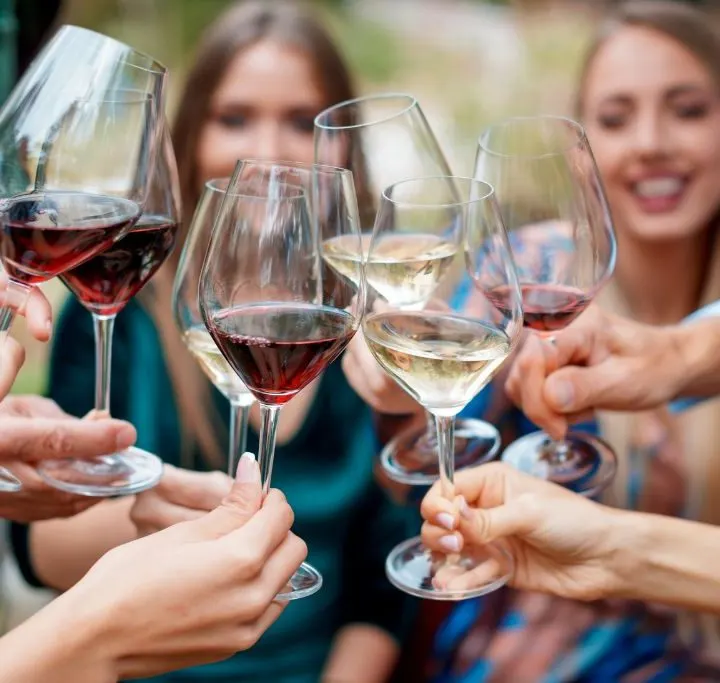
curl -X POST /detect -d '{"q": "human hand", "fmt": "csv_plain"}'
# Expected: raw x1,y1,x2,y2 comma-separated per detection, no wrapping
420,462,625,601
57,453,305,679
504,306,686,439
131,465,233,536
0,396,137,522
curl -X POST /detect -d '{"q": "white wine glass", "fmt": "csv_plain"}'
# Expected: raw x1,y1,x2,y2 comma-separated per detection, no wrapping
315,93,500,486
173,178,255,477
362,175,523,599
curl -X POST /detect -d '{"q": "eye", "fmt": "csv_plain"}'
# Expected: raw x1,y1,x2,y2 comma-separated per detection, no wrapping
675,103,709,119
217,113,248,128
290,114,315,134
596,113,627,130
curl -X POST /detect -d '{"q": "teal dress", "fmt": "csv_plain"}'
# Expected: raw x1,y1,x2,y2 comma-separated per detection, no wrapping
34,297,415,682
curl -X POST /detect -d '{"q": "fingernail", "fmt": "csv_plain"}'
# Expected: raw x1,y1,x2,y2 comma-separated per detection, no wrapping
439,535,461,553
548,378,574,409
436,512,455,531
236,452,259,483
115,425,136,450
459,496,471,520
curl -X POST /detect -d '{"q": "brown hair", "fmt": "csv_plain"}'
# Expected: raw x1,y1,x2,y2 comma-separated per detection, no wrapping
577,0,720,653
140,0,364,467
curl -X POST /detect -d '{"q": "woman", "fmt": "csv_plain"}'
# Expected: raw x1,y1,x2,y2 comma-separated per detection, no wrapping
347,1,720,680
12,2,412,682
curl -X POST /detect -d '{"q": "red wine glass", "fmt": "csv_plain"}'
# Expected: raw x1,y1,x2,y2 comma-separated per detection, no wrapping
199,159,365,601
38,125,180,496
474,115,617,496
315,93,500,486
172,178,256,478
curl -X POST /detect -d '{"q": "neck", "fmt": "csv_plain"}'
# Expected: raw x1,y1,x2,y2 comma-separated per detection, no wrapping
614,230,709,325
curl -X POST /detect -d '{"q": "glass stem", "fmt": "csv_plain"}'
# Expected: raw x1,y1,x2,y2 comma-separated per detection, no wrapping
258,404,280,497
93,314,116,415
544,438,572,466
0,280,33,344
435,414,456,502
228,400,250,478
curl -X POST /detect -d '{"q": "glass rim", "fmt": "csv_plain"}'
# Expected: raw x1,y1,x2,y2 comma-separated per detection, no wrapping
63,24,167,74
314,93,419,131
204,177,230,194
232,158,353,178
477,115,588,159
73,89,155,105
221,179,308,202
381,175,495,208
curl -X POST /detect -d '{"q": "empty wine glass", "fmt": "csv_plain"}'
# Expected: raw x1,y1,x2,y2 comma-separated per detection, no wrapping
173,178,255,478
38,124,180,495
199,159,364,600
474,115,617,496
361,175,522,599
315,93,500,486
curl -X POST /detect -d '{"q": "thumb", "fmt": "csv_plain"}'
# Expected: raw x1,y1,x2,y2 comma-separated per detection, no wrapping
544,365,611,414
191,452,262,539
459,497,535,546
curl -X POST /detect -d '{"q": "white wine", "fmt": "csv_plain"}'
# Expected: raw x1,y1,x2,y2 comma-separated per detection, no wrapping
364,311,511,416
322,233,456,309
183,326,253,404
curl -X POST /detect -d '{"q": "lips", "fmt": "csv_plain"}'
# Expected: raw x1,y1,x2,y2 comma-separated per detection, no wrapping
629,175,687,213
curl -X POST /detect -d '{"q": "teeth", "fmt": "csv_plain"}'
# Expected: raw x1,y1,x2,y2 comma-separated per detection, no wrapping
634,178,683,198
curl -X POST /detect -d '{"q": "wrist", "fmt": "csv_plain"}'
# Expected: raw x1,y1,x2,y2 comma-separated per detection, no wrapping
671,317,720,400
599,506,647,601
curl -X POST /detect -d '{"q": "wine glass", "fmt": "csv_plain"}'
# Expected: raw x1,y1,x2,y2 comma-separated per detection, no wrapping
362,175,522,599
315,93,500,486
475,115,617,496
172,178,255,478
37,124,180,496
0,25,165,492
199,159,364,600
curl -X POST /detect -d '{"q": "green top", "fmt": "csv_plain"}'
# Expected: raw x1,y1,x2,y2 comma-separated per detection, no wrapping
46,297,416,683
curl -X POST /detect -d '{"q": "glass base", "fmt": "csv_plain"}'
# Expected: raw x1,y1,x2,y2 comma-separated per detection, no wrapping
386,535,513,600
37,447,164,497
381,418,500,486
276,562,323,601
0,467,22,493
502,431,617,497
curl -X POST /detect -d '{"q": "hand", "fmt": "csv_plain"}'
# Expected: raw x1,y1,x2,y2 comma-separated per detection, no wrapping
56,453,306,679
342,329,424,416
131,465,233,536
0,396,137,522
0,279,54,397
504,306,685,439
420,462,624,601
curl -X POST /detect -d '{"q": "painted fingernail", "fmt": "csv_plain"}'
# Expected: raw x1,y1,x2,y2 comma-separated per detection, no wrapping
236,452,259,483
439,534,461,553
436,512,455,530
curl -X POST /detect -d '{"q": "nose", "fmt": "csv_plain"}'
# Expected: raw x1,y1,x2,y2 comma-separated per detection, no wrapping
632,112,669,158
252,121,284,162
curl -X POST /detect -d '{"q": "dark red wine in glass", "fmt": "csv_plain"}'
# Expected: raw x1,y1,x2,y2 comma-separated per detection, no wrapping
0,192,140,285
487,283,590,333
60,215,178,315
207,302,356,405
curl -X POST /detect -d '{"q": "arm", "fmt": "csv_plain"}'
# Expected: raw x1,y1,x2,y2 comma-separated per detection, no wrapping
322,481,416,683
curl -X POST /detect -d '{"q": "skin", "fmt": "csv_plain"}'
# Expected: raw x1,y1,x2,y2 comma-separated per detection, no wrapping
420,462,720,614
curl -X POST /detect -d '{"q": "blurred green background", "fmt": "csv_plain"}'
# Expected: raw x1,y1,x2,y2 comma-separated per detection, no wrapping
11,0,606,395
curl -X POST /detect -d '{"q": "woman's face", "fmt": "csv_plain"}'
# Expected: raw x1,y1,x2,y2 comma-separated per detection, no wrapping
196,40,325,183
581,26,720,242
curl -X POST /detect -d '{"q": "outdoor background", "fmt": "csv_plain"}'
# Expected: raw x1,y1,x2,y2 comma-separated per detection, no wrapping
5,0,653,395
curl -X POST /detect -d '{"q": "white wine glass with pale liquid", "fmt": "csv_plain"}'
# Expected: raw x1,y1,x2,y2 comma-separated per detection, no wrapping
315,93,501,486
172,179,255,477
362,175,523,600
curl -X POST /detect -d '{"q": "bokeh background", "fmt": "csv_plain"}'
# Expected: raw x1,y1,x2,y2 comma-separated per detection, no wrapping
5,0,690,394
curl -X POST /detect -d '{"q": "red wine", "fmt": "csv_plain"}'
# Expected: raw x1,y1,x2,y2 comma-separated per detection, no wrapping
207,303,357,405
0,192,140,285
61,215,178,315
488,283,590,332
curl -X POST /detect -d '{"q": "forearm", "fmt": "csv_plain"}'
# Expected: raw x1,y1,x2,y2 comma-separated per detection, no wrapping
609,509,720,613
322,624,399,683
31,497,136,590
672,317,720,400
0,590,117,683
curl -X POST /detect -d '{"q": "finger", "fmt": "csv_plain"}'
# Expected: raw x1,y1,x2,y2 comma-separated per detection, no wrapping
458,497,536,546
0,417,137,462
435,554,506,593
0,338,25,398
156,465,232,510
23,287,53,342
132,498,207,534
258,532,308,598
421,520,465,554
245,601,286,641
189,453,264,539
544,363,630,414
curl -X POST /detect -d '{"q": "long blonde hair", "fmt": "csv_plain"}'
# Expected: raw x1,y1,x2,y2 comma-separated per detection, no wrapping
139,0,365,468
577,0,720,652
